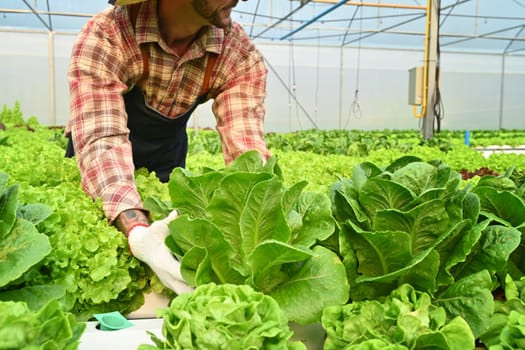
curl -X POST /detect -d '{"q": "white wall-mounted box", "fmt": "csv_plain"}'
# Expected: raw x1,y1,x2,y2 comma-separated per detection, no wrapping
408,66,424,105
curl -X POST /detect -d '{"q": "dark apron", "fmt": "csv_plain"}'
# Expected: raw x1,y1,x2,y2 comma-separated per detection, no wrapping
66,56,217,183
66,86,209,183
124,87,206,182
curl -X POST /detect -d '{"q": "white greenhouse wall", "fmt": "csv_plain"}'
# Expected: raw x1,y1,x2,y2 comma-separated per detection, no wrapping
0,30,523,133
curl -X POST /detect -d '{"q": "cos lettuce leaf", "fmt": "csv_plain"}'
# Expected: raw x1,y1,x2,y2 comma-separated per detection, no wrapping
331,157,521,337
160,151,349,324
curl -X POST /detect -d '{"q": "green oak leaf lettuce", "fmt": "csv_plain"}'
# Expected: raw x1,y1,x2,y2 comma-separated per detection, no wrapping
0,127,150,318
0,172,51,289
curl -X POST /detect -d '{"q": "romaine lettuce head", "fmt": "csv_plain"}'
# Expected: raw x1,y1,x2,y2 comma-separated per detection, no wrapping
161,151,349,325
332,156,521,304
141,283,306,350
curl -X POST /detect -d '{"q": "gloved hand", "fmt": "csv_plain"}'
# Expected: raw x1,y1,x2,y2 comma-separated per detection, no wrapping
127,210,193,294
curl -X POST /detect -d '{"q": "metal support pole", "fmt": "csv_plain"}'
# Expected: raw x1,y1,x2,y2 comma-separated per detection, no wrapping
48,31,56,125
422,0,439,140
498,54,506,129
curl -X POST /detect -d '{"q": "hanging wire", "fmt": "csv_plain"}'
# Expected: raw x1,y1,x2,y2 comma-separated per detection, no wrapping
287,1,303,131
264,56,319,129
252,2,318,131
344,1,364,128
287,43,293,131
341,4,362,128
350,2,363,120
287,1,294,130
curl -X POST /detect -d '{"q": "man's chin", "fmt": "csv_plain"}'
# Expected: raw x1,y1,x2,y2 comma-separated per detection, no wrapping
212,17,232,29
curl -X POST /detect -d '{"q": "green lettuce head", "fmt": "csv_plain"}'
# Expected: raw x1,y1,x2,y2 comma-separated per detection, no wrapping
140,283,306,350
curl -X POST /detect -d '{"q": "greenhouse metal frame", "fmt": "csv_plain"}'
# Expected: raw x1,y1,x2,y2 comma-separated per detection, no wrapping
1,0,524,134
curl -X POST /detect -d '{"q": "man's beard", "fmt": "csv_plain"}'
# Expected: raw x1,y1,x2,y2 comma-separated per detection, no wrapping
191,0,237,29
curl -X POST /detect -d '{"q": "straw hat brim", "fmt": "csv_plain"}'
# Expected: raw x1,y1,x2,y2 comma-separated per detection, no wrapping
114,0,147,5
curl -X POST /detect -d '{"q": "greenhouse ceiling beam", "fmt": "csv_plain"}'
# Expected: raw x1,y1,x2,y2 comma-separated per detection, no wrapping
20,0,51,31
441,24,525,48
240,19,525,43
280,0,427,40
343,0,472,46
504,47,525,54
503,25,525,55
281,0,348,40
252,0,312,39
45,0,53,31
0,9,94,18
443,33,525,43
0,27,77,36
309,0,426,10
343,11,426,45
503,25,524,54
280,28,525,44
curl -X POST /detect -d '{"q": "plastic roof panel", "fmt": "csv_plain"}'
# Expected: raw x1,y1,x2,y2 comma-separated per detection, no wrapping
0,0,109,31
1,0,524,54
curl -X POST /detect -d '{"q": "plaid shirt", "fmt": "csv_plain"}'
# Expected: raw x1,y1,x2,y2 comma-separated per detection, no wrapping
67,0,270,222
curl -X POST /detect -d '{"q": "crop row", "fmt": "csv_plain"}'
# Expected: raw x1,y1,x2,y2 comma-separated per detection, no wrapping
1,105,525,348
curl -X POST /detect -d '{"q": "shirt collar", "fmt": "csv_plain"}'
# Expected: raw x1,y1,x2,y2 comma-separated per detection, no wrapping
133,0,159,45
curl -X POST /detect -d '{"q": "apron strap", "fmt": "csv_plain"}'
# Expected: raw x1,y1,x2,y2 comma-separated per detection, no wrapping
200,53,218,97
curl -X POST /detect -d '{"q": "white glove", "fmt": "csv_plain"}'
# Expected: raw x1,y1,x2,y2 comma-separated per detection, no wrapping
128,210,193,294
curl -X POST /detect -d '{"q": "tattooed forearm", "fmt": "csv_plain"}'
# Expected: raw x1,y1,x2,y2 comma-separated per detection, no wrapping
115,209,149,235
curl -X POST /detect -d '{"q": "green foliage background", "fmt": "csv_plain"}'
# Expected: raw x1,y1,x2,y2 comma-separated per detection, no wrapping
0,101,524,326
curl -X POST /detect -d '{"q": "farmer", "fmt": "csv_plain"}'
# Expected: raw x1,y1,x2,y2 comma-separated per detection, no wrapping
65,0,271,293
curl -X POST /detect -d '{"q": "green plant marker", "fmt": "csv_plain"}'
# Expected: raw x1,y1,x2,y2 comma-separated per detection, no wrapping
94,311,133,331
